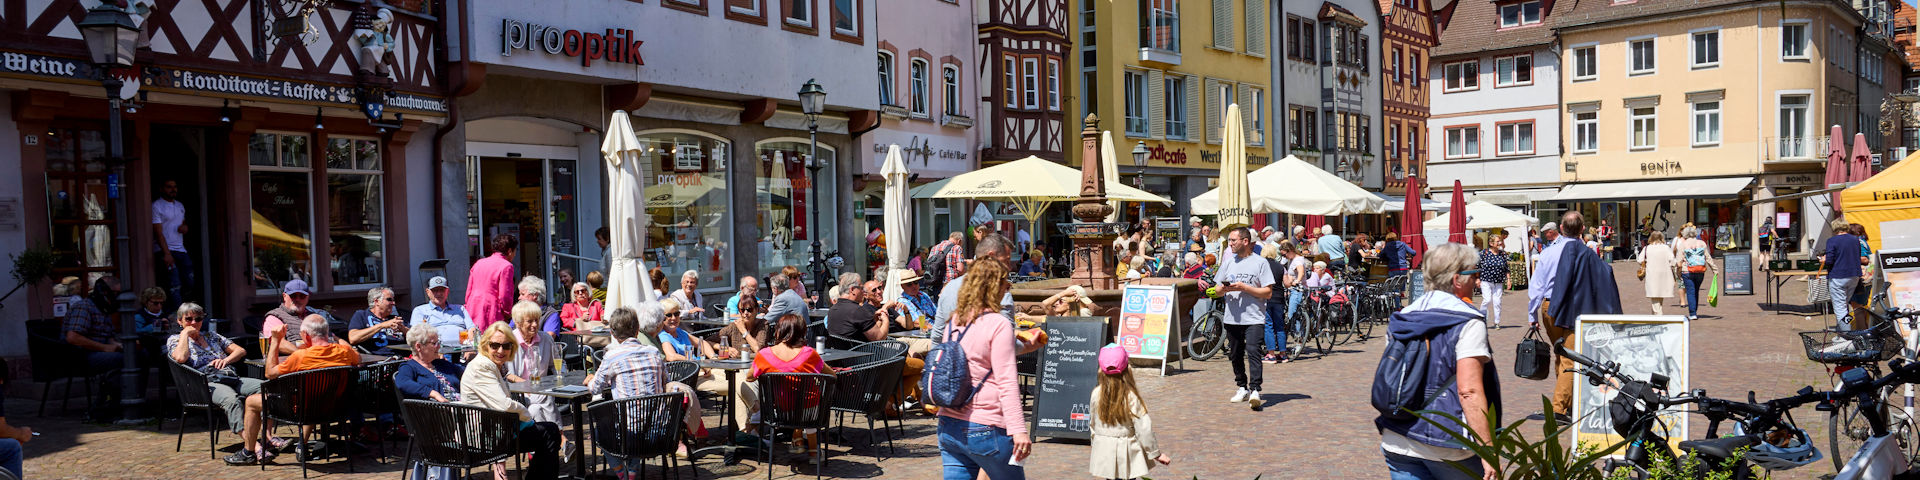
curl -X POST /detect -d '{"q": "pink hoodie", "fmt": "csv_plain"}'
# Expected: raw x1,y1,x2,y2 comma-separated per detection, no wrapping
936,312,1027,437
465,253,515,333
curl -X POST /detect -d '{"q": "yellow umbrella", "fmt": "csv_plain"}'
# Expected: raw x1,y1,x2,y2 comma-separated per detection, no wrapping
928,156,1171,227
1217,103,1252,229
250,210,311,248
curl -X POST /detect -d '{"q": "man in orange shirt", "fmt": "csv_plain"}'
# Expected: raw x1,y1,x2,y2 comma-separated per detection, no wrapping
225,314,361,465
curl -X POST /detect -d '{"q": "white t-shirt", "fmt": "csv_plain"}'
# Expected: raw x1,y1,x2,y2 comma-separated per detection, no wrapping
1380,291,1491,462
671,289,704,314
1286,256,1310,286
152,198,187,252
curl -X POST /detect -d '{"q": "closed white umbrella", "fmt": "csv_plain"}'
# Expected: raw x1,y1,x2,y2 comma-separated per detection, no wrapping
1102,131,1122,224
880,144,912,301
601,110,657,314
1190,156,1386,216
1217,103,1252,229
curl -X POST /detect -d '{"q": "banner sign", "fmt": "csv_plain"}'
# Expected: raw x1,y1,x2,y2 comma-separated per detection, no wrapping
1118,284,1176,375
1572,314,1691,455
0,49,447,115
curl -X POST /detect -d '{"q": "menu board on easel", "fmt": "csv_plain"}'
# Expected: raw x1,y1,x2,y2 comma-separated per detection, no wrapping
1033,316,1105,440
1118,284,1176,376
1723,252,1753,295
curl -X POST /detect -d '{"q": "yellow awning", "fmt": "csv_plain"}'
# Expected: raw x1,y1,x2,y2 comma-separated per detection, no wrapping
1841,153,1920,251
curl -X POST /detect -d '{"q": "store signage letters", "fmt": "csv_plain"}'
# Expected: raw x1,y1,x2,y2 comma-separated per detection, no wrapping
501,19,643,68
1147,145,1187,165
0,51,100,81
1872,188,1920,202
1197,150,1270,165
148,67,447,113
1763,173,1821,187
1640,160,1681,175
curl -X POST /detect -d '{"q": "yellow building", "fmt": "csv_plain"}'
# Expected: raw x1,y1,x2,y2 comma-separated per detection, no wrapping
1551,0,1900,255
1069,0,1275,226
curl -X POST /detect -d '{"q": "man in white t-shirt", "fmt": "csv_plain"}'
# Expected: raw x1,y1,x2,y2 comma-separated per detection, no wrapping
669,270,706,318
151,180,196,304
1375,243,1495,479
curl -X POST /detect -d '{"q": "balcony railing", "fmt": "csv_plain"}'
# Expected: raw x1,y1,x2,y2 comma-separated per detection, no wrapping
1766,135,1830,163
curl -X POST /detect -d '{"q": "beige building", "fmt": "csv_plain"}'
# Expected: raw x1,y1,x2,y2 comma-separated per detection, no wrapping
1550,0,1902,257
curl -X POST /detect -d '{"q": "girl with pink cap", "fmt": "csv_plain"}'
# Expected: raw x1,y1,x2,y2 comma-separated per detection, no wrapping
1088,344,1172,479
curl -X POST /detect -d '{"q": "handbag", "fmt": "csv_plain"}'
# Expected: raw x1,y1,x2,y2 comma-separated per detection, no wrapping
1808,276,1831,304
1636,264,1646,280
1513,326,1552,380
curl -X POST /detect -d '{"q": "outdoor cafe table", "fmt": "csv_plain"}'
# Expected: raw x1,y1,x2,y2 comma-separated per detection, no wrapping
243,353,392,371
507,371,594,479
689,348,871,465
1765,270,1828,314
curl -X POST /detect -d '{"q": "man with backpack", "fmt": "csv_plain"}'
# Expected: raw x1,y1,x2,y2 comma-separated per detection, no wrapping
927,232,966,296
1372,242,1499,480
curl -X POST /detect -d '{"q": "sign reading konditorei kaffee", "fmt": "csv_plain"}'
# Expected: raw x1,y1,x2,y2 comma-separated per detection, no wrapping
146,67,446,114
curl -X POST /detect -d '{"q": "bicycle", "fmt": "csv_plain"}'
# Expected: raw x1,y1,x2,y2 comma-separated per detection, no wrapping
1185,291,1226,361
1818,303,1920,473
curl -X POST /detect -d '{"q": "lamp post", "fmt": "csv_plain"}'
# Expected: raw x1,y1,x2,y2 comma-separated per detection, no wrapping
77,0,145,424
1130,141,1149,224
797,79,829,307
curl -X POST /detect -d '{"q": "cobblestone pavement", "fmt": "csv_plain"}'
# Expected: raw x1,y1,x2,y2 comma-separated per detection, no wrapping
8,262,1860,479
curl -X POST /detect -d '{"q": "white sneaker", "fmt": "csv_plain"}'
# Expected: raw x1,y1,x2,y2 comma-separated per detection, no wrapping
1247,390,1264,410
1228,387,1250,403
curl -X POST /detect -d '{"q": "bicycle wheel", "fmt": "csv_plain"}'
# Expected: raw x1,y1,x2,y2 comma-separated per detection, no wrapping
1355,296,1376,340
1886,404,1920,472
1287,307,1310,357
1311,304,1333,354
1186,308,1224,361
1329,303,1355,345
1831,397,1879,473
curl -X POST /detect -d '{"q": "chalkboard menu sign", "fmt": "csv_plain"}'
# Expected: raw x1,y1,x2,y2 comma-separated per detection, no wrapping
1033,316,1107,440
1723,252,1752,295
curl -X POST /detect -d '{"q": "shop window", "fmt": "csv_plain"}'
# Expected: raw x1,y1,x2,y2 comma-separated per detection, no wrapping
631,132,735,292
248,132,315,294
43,127,117,284
943,65,960,115
910,59,929,117
755,140,837,282
325,137,384,288
877,52,895,106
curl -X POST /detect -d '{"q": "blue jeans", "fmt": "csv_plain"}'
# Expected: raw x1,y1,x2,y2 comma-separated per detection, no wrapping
1682,272,1705,318
1264,300,1287,354
938,416,1025,480
0,438,19,479
1384,449,1484,480
155,249,195,305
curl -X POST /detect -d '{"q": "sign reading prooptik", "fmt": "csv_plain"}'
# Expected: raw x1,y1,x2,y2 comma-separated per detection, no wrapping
501,19,643,68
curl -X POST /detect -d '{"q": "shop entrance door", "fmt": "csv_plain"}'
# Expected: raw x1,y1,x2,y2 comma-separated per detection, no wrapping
147,125,214,308
467,156,582,295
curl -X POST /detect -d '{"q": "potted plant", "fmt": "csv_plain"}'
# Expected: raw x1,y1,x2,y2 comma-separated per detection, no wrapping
1,246,54,310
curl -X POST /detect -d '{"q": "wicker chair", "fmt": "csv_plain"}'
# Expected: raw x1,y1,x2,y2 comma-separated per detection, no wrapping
757,372,837,480
586,392,688,479
830,357,906,457
164,361,223,459
848,340,909,364
400,399,521,479
258,365,356,478
665,361,701,388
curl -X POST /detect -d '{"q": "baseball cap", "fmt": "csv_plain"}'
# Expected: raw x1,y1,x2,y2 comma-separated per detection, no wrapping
282,279,310,296
1098,343,1128,374
427,276,450,290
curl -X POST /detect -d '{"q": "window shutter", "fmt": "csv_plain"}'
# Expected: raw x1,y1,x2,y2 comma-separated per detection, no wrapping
1205,78,1224,144
1213,0,1235,50
1148,70,1166,139
1238,84,1255,143
1246,0,1268,55
1186,75,1204,141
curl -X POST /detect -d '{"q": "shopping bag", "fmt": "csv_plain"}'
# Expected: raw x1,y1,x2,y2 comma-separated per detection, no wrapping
1708,272,1721,307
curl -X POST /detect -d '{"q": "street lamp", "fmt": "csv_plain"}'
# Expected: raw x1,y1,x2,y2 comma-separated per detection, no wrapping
1130,141,1149,223
797,79,829,307
77,0,146,424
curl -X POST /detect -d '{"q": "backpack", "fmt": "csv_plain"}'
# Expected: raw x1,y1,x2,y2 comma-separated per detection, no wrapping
926,242,957,283
1370,312,1473,421
921,317,993,408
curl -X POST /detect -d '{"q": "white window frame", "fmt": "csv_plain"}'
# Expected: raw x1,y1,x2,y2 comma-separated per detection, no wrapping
1124,70,1149,137
1571,44,1598,81
1778,91,1813,158
1021,57,1039,109
1003,56,1017,108
909,59,929,117
877,52,895,106
1046,59,1061,111
1443,60,1479,92
1250,87,1265,145
1780,20,1810,60
1691,100,1721,147
942,65,960,115
1690,27,1720,69
1445,125,1480,159
1165,76,1188,140
1494,53,1532,87
1627,35,1656,76
1495,121,1534,156
1573,111,1599,153
728,0,761,16
1498,1,1541,27
784,0,812,27
1630,106,1657,150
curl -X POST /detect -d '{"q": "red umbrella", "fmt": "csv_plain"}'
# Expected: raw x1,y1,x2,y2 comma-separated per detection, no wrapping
1303,215,1326,236
1824,125,1847,213
1848,132,1874,183
1448,180,1468,244
1400,176,1426,266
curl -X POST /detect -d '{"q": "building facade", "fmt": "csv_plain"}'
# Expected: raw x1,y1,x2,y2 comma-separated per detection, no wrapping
444,0,880,297
977,0,1069,166
1071,0,1275,231
1550,0,1901,255
863,0,980,256
1425,0,1563,212
0,0,448,357
1379,0,1439,192
1275,0,1384,191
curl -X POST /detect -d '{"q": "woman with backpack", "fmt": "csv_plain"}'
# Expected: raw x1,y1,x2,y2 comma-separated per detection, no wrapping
1674,225,1715,320
1374,243,1498,480
931,258,1029,479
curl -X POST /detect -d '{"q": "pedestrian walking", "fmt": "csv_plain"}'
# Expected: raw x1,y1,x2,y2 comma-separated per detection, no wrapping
1260,245,1292,364
1675,225,1716,321
1475,236,1509,327
1381,233,1417,278
934,258,1030,480
1374,242,1499,480
1822,222,1866,330
1089,344,1172,480
1213,227,1275,411
1525,212,1621,423
1639,232,1677,316
466,234,519,333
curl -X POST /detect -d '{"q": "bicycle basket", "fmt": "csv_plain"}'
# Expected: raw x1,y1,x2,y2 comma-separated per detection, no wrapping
1800,328,1901,364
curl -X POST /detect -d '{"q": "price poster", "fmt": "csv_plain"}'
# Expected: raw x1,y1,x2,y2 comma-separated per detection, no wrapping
1118,284,1177,375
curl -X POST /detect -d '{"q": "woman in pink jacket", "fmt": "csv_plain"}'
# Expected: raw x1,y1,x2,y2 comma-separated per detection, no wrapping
935,259,1029,479
465,234,519,333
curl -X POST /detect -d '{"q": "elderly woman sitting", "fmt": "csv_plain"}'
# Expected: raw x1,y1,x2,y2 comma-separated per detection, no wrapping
394,325,464,480
165,303,255,436
587,304,708,463
461,323,563,480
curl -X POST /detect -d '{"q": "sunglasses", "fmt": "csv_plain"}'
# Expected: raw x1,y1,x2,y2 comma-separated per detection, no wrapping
666,312,682,318
179,316,203,323
486,341,513,350
1459,268,1481,276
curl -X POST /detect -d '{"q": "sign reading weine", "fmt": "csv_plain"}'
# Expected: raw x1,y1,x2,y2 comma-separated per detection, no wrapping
501,19,643,68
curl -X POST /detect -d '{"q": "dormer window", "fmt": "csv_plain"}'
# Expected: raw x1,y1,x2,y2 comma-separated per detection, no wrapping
1499,1,1541,27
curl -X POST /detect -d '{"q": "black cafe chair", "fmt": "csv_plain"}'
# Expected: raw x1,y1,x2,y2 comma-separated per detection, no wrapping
25,319,99,416
259,365,357,478
586,392,689,479
757,372,837,480
352,359,406,462
165,361,224,459
830,357,906,457
849,340,909,364
664,361,701,388
401,400,521,480
823,334,866,352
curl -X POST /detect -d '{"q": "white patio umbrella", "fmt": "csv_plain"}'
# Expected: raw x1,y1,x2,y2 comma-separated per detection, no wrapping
1102,130,1123,223
1217,103,1252,229
1190,156,1386,216
922,156,1171,227
880,144,912,301
601,110,657,314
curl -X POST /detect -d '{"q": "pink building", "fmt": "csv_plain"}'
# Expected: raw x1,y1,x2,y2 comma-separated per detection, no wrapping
859,0,983,252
